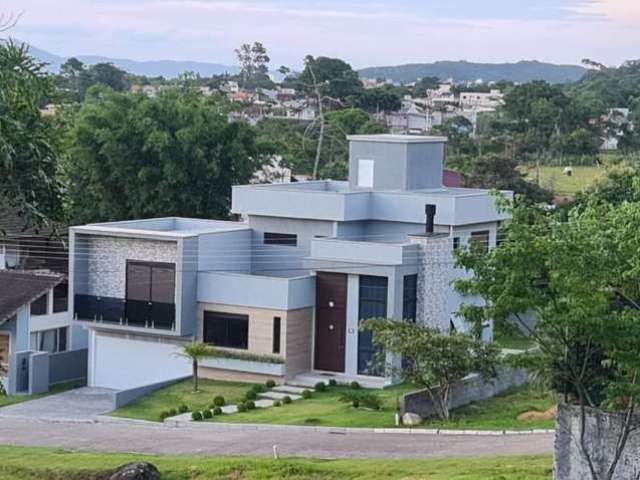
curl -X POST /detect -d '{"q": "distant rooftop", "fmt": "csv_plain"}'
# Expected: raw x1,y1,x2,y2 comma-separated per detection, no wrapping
347,134,448,144
72,217,248,239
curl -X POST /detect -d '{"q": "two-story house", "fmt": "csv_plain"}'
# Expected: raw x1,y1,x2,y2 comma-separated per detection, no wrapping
70,134,511,390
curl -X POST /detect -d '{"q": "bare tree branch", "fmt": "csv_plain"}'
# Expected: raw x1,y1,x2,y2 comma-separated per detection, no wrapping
0,11,22,33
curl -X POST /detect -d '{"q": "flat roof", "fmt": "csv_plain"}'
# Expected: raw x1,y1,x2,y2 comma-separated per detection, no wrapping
347,134,448,144
72,217,249,239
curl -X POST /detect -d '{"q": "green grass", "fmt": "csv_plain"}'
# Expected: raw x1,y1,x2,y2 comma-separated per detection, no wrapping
425,386,557,431
0,380,86,409
521,165,602,196
211,384,414,428
0,446,553,479
111,378,256,422
494,330,536,351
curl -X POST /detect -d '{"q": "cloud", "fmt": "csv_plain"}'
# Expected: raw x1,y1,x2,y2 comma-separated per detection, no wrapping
4,0,640,68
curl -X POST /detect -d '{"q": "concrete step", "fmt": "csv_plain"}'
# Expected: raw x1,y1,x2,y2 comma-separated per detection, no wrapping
259,391,302,401
221,405,238,414
273,385,308,395
254,399,274,408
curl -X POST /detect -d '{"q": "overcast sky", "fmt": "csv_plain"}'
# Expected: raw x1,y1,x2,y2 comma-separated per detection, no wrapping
3,0,639,68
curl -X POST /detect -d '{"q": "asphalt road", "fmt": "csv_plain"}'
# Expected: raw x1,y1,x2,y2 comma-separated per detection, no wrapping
0,417,553,459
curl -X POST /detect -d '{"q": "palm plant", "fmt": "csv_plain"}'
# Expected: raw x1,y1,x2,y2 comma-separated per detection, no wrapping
175,342,216,392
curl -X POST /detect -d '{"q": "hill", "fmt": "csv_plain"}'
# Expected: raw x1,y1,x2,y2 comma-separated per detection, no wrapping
20,42,239,78
358,60,586,84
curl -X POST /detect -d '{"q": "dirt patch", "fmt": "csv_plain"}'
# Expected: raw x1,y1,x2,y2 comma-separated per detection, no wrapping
518,405,557,423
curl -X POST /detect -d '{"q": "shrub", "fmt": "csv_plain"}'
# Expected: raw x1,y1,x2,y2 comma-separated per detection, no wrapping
273,400,282,407
168,408,177,417
265,379,276,389
178,404,189,414
314,382,327,392
159,410,170,421
246,400,256,410
237,403,248,413
202,409,213,419
212,406,222,416
213,395,225,407
339,391,382,410
302,389,312,399
245,390,258,401
282,395,292,404
350,381,361,389
191,411,203,421
251,384,266,393
328,379,337,387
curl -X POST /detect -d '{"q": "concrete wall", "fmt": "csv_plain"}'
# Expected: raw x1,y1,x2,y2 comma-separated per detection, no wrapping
49,348,88,385
401,367,530,417
284,307,313,376
179,237,198,336
113,375,189,409
197,229,252,273
555,404,640,480
28,351,49,395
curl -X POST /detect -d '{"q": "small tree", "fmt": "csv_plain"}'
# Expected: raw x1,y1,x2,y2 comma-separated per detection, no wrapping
175,342,216,393
362,318,499,420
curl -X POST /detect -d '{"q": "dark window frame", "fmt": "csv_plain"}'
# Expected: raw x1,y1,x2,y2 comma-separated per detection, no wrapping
203,311,249,350
470,230,490,253
453,237,460,250
272,316,281,354
402,274,418,322
125,260,176,329
30,293,48,316
263,232,297,247
53,282,68,313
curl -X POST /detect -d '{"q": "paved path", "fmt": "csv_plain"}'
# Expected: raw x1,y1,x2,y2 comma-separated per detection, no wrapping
0,417,554,459
0,387,116,421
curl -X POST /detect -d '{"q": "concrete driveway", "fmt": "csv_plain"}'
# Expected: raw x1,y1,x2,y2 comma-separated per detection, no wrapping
0,387,117,421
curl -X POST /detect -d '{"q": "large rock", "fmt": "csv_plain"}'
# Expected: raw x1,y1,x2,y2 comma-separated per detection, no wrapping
108,462,161,480
402,412,423,426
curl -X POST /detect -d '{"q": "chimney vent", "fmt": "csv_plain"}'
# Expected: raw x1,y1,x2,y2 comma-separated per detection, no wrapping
425,204,436,234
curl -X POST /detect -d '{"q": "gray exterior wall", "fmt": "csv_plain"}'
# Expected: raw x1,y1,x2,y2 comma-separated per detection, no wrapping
113,375,189,409
197,229,252,273
555,404,640,480
179,237,198,336
49,348,88,384
247,216,334,275
401,367,530,417
28,351,49,395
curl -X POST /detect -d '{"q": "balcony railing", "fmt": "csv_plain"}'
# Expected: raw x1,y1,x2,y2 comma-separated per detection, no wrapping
74,294,175,331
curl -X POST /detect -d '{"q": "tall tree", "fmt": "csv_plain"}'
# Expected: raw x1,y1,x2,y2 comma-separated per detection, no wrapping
64,88,268,223
235,42,272,89
0,41,63,229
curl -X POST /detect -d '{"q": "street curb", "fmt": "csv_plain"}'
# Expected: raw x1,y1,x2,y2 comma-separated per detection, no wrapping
163,417,554,436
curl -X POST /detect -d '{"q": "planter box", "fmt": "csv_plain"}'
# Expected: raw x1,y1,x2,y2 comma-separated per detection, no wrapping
201,357,286,377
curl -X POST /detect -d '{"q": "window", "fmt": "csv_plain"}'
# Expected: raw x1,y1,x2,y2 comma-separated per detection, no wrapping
203,312,249,349
125,261,176,329
30,294,48,316
357,159,374,188
453,237,460,250
402,274,418,322
470,230,490,253
358,275,388,376
272,317,281,354
53,282,68,313
30,327,67,354
263,232,297,247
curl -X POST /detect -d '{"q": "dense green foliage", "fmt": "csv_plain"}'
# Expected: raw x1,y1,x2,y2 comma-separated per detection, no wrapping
58,57,129,101
64,88,267,223
0,41,63,229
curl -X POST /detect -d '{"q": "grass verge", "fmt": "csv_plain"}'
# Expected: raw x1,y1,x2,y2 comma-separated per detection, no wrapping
110,378,256,422
521,165,602,196
0,446,553,479
0,380,86,409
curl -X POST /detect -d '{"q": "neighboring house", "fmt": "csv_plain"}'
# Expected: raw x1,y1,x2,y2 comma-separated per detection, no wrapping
70,134,511,390
0,270,86,394
459,89,504,109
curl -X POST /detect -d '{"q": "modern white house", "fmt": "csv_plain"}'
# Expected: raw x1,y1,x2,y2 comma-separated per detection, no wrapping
69,134,512,391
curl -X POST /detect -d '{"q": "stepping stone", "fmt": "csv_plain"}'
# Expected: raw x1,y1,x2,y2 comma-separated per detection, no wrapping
221,405,238,414
255,399,274,408
259,391,301,401
272,385,308,395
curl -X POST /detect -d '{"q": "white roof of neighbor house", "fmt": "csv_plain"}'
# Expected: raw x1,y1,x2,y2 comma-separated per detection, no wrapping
346,134,448,144
71,217,249,240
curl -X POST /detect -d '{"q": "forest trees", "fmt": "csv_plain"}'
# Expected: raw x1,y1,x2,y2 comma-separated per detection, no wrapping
64,88,268,223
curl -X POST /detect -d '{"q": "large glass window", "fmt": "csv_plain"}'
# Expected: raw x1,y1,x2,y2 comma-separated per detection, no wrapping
53,282,68,313
402,274,418,322
30,327,68,354
470,230,490,253
125,261,175,329
272,317,281,354
358,275,388,376
30,294,48,316
203,312,249,350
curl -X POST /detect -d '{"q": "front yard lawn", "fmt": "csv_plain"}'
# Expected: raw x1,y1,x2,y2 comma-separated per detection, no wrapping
0,446,553,479
425,386,558,431
0,379,86,409
111,378,256,422
210,384,414,428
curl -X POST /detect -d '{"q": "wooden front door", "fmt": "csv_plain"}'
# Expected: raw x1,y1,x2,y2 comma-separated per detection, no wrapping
314,272,347,372
0,334,9,377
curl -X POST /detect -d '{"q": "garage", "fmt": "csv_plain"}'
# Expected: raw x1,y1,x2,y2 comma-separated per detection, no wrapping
88,330,191,390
